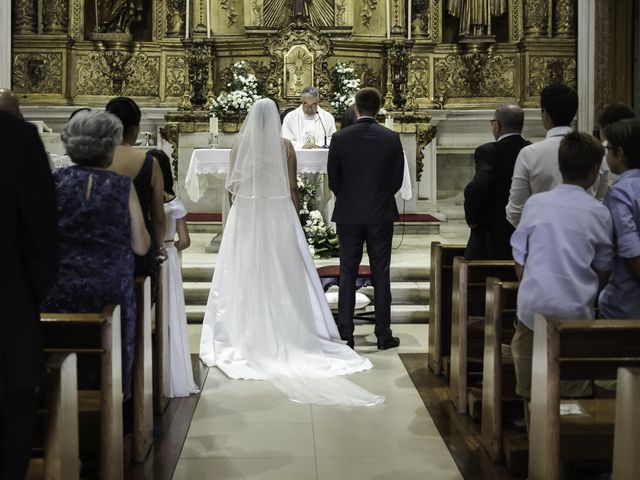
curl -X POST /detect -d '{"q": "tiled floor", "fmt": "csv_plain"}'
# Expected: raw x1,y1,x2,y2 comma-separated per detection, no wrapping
178,324,464,480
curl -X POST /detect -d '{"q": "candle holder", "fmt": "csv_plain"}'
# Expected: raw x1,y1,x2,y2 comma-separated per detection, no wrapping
383,39,415,111
182,37,215,110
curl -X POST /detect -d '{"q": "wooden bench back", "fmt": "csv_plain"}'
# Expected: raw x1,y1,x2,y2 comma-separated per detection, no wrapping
133,277,154,463
529,315,640,480
427,241,466,375
28,353,80,480
40,306,124,480
613,367,640,480
481,278,519,461
450,259,517,413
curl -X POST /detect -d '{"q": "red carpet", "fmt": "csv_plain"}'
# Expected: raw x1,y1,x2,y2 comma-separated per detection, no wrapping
187,212,442,223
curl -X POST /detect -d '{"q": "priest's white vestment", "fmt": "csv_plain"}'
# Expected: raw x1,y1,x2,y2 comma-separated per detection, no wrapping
282,105,337,149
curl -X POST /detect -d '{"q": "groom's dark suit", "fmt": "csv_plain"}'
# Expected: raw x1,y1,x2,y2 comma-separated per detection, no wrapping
1,112,59,479
328,117,404,343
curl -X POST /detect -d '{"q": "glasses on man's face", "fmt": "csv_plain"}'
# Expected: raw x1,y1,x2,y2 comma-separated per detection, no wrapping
602,140,616,151
490,119,498,125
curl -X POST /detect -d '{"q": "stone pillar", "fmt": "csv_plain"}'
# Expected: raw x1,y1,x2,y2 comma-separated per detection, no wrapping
0,0,11,87
577,0,596,133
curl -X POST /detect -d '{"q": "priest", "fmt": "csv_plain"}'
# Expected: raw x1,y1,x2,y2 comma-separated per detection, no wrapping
282,86,337,149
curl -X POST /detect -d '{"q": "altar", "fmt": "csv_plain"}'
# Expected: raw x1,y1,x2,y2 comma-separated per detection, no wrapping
185,146,413,251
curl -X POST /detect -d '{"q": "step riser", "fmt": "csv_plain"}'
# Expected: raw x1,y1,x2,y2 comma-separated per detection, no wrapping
187,308,429,325
182,266,429,283
184,284,430,305
188,222,439,235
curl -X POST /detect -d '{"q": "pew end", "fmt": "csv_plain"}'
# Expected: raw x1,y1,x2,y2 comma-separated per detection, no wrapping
612,367,640,480
134,277,154,463
529,315,640,480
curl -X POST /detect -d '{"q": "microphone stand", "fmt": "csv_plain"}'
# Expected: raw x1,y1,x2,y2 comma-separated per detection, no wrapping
317,111,328,148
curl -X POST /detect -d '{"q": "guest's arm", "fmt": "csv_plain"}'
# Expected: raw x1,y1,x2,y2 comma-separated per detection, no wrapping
464,144,496,227
506,149,532,227
327,133,341,196
129,186,151,255
285,139,300,213
150,157,166,253
19,124,59,301
606,187,640,281
174,217,191,251
390,134,404,194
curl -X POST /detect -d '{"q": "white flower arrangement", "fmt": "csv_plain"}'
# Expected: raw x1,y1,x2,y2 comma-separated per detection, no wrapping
330,63,361,114
297,176,339,259
211,61,262,114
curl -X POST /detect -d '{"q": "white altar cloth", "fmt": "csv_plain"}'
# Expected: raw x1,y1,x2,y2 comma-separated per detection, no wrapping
185,148,412,203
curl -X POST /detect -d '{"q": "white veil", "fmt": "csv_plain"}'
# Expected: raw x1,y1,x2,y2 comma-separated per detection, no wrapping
226,98,289,199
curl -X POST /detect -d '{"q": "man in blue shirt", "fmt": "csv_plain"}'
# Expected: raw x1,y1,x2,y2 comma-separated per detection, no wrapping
510,132,614,399
598,118,640,319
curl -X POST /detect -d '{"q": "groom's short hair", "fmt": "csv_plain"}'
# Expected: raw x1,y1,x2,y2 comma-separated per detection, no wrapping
355,88,381,117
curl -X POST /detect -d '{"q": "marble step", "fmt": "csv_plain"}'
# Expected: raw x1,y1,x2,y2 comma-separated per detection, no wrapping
188,221,439,235
186,303,429,325
183,281,430,306
182,263,430,283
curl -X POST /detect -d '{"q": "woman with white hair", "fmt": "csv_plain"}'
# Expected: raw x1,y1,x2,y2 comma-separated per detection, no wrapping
200,98,383,406
42,110,150,402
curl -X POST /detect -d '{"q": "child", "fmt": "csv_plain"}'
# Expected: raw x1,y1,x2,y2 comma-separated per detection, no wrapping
598,118,640,319
149,149,199,398
510,131,614,399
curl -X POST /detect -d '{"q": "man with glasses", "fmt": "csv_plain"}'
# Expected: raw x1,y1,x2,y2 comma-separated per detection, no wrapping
464,104,530,260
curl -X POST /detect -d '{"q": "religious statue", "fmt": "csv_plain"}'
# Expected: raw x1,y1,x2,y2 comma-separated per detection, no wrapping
447,0,508,37
262,0,335,28
97,0,144,34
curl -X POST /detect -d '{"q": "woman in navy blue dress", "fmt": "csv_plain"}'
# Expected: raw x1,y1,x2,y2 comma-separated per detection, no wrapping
42,110,150,400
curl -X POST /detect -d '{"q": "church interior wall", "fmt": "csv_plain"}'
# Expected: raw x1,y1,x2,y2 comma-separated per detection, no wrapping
10,0,583,206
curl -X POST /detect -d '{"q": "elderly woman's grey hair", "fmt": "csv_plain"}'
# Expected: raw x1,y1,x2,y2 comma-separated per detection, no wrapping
301,86,320,101
62,110,123,168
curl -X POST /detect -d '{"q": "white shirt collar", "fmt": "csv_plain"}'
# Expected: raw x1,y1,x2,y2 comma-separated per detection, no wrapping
546,126,572,139
497,132,522,142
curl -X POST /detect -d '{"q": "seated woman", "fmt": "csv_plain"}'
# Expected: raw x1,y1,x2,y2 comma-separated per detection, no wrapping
42,110,150,401
106,97,165,299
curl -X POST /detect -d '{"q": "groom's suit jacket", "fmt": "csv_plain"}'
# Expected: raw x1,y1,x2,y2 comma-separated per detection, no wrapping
0,112,59,397
328,117,404,224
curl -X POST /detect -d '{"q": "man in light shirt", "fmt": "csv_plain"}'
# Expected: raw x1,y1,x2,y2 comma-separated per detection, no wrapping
281,86,336,149
506,84,610,227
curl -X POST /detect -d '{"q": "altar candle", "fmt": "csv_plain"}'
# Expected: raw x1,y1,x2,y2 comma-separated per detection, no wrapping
206,0,211,38
209,113,218,137
386,0,391,39
185,0,190,39
407,0,411,40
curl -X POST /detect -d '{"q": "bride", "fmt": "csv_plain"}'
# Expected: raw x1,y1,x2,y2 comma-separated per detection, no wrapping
199,98,384,406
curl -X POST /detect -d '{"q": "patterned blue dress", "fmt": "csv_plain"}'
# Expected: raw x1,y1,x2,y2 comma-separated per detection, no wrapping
43,167,136,400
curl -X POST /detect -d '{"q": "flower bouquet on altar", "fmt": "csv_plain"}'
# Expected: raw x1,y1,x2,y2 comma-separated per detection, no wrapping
211,61,262,116
297,176,339,259
330,63,361,114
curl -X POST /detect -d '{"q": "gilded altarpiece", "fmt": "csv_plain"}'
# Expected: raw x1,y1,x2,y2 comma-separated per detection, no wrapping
11,0,576,109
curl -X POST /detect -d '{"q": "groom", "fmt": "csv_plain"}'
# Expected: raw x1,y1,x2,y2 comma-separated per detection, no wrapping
328,87,404,350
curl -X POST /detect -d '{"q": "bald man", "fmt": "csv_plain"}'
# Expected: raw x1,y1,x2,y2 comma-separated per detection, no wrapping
0,89,22,119
464,104,531,260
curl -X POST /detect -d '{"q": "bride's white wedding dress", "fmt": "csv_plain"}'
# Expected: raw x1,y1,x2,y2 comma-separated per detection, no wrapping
199,99,384,406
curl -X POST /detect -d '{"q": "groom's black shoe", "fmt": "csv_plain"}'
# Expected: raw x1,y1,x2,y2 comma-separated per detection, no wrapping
377,336,400,350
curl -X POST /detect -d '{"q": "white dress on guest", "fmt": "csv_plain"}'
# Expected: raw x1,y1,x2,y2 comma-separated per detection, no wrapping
163,197,199,397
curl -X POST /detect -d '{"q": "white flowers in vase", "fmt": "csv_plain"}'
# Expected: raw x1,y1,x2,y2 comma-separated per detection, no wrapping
330,63,361,114
211,61,262,115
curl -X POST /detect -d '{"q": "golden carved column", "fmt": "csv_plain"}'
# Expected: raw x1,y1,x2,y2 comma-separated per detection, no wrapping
42,0,68,34
192,0,208,35
523,0,549,36
553,0,575,37
13,0,37,35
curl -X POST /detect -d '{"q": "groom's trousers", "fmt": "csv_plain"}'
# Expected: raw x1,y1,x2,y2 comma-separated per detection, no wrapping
336,222,394,341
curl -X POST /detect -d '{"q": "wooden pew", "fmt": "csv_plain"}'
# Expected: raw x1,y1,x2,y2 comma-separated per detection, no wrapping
133,277,154,463
449,258,517,414
612,367,640,480
27,353,80,480
481,278,522,464
41,306,124,480
529,315,640,480
427,241,466,375
153,261,170,415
